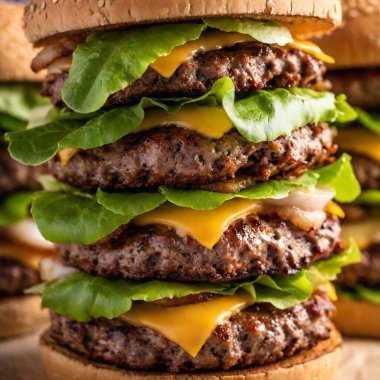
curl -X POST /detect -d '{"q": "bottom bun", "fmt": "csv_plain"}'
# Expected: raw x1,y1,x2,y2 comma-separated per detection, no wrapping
0,295,48,338
40,326,342,380
333,298,380,338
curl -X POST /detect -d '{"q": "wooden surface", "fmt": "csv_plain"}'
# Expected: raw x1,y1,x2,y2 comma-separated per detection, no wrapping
0,332,379,380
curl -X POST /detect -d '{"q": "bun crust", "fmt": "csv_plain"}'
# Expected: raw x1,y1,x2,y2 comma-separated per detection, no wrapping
333,298,380,338
314,0,380,69
40,326,342,380
24,0,342,46
0,296,48,338
0,2,43,82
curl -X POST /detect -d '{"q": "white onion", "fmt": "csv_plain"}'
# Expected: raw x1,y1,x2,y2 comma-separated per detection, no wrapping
264,186,335,211
40,258,78,282
276,207,327,231
5,219,54,250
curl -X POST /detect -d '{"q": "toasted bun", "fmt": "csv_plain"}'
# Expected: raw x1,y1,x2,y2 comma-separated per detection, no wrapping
0,1,43,82
0,295,48,339
333,298,380,338
40,326,341,380
314,0,380,69
25,0,342,46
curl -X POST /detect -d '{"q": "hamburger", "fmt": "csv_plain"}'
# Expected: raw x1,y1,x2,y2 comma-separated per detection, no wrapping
0,0,56,338
316,0,380,338
12,0,362,378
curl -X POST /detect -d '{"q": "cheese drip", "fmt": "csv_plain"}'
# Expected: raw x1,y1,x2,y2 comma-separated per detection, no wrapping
336,128,380,163
150,31,335,78
342,217,380,249
139,105,233,138
121,293,254,357
133,199,262,249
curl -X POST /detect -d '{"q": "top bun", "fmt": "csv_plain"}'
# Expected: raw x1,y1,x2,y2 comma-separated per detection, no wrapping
0,1,43,82
314,0,380,69
24,0,342,46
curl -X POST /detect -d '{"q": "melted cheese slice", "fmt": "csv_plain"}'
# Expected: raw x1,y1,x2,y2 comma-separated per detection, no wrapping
120,293,254,357
336,128,380,163
342,218,380,249
150,31,335,78
151,31,253,77
326,201,345,218
287,39,335,64
133,199,262,249
0,243,54,270
139,105,233,138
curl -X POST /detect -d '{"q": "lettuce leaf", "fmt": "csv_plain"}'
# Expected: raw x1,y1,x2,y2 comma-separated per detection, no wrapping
7,78,355,165
204,18,293,46
356,190,380,205
0,192,34,226
0,84,48,122
62,24,206,113
31,155,359,244
312,153,360,203
0,113,27,132
337,284,380,305
28,242,360,322
355,108,380,135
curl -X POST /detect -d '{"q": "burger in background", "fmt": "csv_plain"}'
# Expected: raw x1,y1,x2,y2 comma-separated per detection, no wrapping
316,0,380,338
0,0,56,338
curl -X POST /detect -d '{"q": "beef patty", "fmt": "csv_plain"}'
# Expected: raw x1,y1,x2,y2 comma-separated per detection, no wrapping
41,42,328,108
0,257,40,296
336,242,380,288
327,68,380,110
57,213,341,282
0,147,45,196
48,291,335,373
50,123,336,192
350,154,380,190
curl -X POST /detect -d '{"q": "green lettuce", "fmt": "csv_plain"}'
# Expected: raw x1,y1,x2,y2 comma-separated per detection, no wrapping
28,241,360,322
0,84,48,125
31,155,359,245
356,190,380,205
0,192,34,226
203,18,293,45
337,284,380,305
62,19,297,113
355,108,380,135
7,78,355,166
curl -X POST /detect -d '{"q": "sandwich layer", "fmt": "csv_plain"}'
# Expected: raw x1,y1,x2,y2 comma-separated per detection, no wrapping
57,214,340,282
50,124,335,192
327,68,380,110
41,42,328,108
48,291,334,373
24,0,342,45
0,257,40,296
336,243,380,288
0,147,45,196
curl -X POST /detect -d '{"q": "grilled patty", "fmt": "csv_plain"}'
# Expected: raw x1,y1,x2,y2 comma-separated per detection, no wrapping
50,123,336,192
337,242,380,287
350,154,380,190
57,213,341,282
42,42,328,108
0,147,45,196
48,291,334,373
0,257,40,296
327,68,380,110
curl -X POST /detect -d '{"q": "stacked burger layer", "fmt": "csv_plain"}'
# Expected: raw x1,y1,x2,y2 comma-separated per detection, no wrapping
317,0,380,337
0,0,54,338
10,0,362,378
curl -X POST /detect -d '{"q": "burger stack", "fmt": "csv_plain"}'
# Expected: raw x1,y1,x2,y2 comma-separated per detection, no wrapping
317,0,380,337
10,0,362,378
